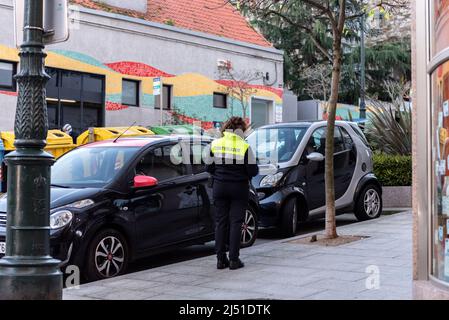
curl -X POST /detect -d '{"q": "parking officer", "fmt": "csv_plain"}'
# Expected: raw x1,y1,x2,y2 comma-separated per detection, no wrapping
206,117,258,270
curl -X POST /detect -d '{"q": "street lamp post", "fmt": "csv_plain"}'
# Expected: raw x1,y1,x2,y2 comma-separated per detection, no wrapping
359,12,367,120
0,0,62,300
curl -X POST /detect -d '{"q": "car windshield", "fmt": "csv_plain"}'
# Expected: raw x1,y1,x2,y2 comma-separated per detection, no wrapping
247,126,309,164
51,146,140,188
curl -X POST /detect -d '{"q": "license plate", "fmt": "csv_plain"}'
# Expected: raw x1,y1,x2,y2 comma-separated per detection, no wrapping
0,242,5,254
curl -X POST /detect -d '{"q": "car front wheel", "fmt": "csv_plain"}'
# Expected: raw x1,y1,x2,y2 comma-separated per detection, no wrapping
85,229,129,281
241,207,258,248
354,185,383,221
280,197,298,238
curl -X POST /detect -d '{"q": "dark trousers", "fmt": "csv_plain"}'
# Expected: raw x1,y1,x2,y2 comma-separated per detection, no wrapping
213,180,249,261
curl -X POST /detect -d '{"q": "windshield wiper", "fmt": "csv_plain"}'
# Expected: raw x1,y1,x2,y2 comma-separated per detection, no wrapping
51,184,70,189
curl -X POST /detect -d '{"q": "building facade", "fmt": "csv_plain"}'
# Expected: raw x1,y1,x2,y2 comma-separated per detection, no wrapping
0,0,285,137
366,0,411,45
414,0,449,299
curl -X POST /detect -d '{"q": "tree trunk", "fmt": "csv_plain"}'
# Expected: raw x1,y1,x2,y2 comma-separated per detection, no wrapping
324,32,343,239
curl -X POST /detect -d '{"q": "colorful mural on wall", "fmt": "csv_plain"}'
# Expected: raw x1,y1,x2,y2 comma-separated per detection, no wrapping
0,44,283,128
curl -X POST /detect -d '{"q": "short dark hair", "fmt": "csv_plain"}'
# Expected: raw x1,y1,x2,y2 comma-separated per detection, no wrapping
221,117,248,135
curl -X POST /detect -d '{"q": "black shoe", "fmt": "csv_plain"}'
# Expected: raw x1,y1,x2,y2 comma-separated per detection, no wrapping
217,256,229,269
229,259,245,270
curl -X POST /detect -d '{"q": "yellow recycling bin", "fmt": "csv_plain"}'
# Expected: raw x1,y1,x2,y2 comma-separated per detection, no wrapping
76,126,154,146
1,130,76,159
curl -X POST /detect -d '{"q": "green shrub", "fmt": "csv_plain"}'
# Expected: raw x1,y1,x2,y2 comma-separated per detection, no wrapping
373,153,412,187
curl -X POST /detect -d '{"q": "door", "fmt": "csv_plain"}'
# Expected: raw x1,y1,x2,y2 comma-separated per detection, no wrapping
303,127,349,209
251,99,270,128
190,141,215,234
335,127,357,199
303,127,326,210
130,143,200,252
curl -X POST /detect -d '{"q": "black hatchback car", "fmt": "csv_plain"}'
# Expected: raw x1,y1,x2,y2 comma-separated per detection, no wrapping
0,136,259,281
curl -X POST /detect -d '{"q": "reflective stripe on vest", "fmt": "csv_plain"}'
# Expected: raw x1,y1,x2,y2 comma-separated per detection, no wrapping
211,132,249,159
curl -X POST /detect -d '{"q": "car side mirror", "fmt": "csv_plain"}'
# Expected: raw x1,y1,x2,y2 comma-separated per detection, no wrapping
134,175,158,188
306,152,325,162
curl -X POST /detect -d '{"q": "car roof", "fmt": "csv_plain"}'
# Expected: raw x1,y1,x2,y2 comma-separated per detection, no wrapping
81,135,211,148
257,120,354,130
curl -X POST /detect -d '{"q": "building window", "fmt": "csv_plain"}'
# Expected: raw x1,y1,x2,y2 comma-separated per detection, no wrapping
122,79,140,107
213,92,227,108
155,85,172,110
45,67,105,138
0,61,16,92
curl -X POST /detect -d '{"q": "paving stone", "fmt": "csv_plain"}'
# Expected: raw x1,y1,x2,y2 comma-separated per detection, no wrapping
99,288,160,300
152,273,211,285
63,294,100,300
193,289,272,300
146,294,198,300
306,289,360,300
127,271,173,281
64,284,113,297
99,278,165,290
303,278,368,293
148,283,216,297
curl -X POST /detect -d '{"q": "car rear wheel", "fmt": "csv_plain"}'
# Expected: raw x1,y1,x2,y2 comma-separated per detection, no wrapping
241,206,258,248
354,185,382,221
280,197,298,238
86,229,129,281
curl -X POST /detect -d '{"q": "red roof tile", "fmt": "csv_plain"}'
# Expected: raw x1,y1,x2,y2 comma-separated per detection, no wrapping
70,0,272,47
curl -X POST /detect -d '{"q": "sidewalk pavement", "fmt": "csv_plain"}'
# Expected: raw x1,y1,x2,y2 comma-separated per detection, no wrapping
64,211,412,300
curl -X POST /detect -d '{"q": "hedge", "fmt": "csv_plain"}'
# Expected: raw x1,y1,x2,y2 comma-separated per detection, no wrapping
373,153,412,187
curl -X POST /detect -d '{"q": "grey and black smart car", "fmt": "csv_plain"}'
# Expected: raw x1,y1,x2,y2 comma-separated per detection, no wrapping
247,121,382,237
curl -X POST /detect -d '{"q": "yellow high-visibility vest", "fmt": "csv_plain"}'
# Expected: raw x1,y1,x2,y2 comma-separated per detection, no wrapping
211,132,249,160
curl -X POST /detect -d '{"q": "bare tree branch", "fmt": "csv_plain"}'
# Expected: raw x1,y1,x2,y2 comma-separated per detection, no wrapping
217,67,263,119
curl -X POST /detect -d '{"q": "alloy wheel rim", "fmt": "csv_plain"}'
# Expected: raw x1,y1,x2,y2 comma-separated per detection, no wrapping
95,236,125,278
241,209,256,245
364,189,380,217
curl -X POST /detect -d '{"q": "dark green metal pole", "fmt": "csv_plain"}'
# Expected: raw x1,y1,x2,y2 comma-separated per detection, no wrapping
0,0,62,300
359,12,367,120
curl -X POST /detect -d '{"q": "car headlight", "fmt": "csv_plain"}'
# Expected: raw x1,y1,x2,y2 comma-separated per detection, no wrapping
260,172,284,187
67,199,94,209
50,210,73,230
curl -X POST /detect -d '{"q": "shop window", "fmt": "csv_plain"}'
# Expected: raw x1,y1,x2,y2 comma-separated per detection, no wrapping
83,102,103,129
47,100,59,130
0,61,17,92
122,79,140,107
83,74,104,104
46,68,59,99
213,93,227,109
434,0,449,55
44,67,105,135
431,59,449,283
155,85,172,110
